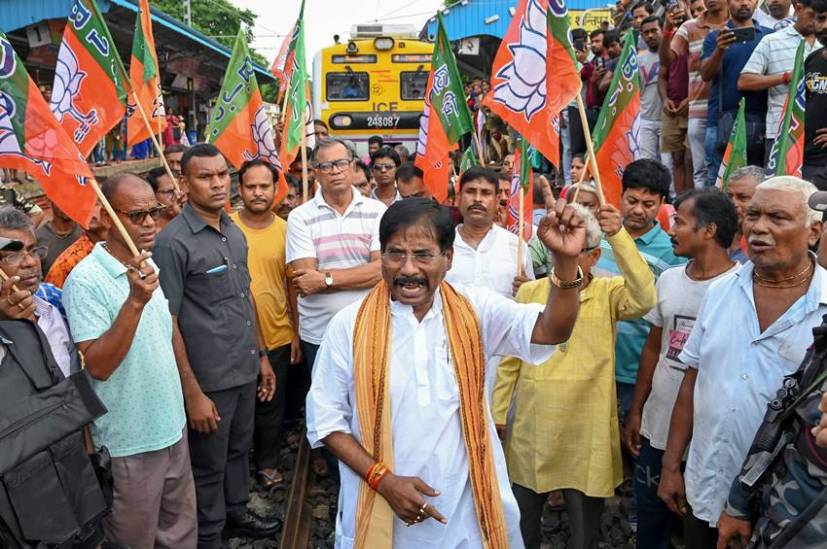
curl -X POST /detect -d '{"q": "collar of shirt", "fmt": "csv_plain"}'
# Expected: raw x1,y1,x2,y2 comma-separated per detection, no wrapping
181,202,231,235
33,295,53,320
734,256,827,335
631,222,663,246
454,224,498,252
91,242,159,279
370,186,402,203
313,186,365,215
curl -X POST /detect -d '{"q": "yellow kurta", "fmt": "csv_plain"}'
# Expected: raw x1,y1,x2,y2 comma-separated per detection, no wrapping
492,229,657,497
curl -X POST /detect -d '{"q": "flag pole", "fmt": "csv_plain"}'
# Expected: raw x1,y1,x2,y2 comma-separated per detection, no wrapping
575,94,606,205
517,187,525,278
279,84,290,124
472,131,486,166
89,179,141,257
572,149,591,203
300,110,309,201
128,88,179,192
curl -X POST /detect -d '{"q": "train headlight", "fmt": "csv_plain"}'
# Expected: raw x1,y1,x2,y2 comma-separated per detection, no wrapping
332,114,352,127
346,41,358,55
374,37,395,51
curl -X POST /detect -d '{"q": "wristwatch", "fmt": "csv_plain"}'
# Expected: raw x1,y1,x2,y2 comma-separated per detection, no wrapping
324,272,334,289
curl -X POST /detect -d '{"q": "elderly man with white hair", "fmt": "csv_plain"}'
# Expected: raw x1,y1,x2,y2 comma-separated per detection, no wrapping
657,176,827,548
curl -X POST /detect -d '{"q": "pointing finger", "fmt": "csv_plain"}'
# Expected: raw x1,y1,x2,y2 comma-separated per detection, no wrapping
425,503,447,524
540,176,555,211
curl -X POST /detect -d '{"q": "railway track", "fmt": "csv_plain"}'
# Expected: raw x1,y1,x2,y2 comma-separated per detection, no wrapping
279,432,314,549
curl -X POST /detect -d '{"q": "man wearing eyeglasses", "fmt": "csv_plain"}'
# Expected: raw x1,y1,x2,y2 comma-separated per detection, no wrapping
0,206,78,378
146,166,184,230
369,146,403,206
61,174,198,547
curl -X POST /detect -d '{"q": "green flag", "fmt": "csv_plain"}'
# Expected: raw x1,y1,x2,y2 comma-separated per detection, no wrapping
430,14,474,143
280,0,308,166
459,146,477,172
716,98,747,191
767,40,806,177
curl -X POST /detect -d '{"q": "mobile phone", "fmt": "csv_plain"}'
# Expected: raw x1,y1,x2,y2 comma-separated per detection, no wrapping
574,37,586,52
730,27,756,43
595,57,605,69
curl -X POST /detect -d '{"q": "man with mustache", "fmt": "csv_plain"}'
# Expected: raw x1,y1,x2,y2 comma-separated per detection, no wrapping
446,167,534,300
755,0,794,29
0,206,78,378
592,159,685,426
230,159,301,490
658,177,827,548
700,0,770,183
305,193,585,547
153,144,279,546
623,189,739,549
62,174,197,547
724,165,763,263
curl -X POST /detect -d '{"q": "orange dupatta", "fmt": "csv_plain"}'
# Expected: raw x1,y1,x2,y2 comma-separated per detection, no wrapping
352,280,508,548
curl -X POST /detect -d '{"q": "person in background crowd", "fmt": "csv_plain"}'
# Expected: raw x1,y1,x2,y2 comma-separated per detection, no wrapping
153,144,279,546
277,175,302,221
446,167,534,302
755,0,794,28
36,199,82,276
396,162,428,200
496,172,511,228
501,153,516,177
305,196,584,548
659,0,703,195
370,147,402,206
0,182,44,226
394,144,410,164
593,159,685,425
63,174,197,548
45,202,108,288
624,189,739,549
230,160,301,491
495,203,655,549
146,167,183,231
109,120,126,163
286,138,385,478
631,1,656,30
581,29,611,130
569,154,587,184
164,143,189,179
638,16,667,163
164,108,181,147
352,159,372,197
313,119,329,142
803,0,827,189
725,165,763,262
0,207,78,378
700,0,770,183
596,31,624,95
658,177,825,549
288,147,315,194
486,124,513,165
665,0,729,188
739,0,818,161
367,135,383,158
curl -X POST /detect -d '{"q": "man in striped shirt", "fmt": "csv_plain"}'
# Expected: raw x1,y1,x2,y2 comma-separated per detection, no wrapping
286,137,387,368
739,0,819,160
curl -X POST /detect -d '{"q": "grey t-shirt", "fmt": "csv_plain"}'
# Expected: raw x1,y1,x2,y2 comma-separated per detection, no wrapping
638,48,663,122
36,222,82,276
640,262,740,450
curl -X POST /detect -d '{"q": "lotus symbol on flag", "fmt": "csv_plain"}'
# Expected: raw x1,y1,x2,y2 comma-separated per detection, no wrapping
0,91,23,156
245,105,282,170
490,0,547,121
50,40,99,143
0,38,16,79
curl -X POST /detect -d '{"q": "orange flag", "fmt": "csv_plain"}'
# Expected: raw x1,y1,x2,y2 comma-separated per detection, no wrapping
1,34,98,227
127,0,167,146
414,71,456,203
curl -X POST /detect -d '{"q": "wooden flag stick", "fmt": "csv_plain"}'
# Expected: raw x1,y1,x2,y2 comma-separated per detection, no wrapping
575,94,606,205
472,131,486,166
516,185,525,278
279,84,290,124
572,149,591,203
89,178,141,257
128,88,179,193
300,109,309,202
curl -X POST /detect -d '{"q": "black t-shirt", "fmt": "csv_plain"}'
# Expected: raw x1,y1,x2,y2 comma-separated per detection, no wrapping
804,48,827,165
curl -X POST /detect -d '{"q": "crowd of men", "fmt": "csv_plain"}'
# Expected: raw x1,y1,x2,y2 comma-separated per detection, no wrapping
5,0,827,547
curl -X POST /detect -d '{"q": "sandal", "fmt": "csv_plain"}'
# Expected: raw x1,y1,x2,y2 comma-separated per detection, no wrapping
257,468,284,489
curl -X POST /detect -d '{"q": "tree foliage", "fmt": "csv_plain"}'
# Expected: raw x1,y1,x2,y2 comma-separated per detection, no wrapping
150,0,277,102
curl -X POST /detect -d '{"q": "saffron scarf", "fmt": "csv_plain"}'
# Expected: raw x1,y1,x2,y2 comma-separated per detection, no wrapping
352,280,508,548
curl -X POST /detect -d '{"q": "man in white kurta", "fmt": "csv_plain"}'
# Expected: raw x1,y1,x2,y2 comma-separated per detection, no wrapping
305,195,585,548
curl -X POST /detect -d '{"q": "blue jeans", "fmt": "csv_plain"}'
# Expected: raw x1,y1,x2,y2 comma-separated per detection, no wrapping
633,437,674,549
704,125,722,188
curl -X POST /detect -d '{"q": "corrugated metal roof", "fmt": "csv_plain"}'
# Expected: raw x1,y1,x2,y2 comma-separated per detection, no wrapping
424,0,611,41
0,0,272,79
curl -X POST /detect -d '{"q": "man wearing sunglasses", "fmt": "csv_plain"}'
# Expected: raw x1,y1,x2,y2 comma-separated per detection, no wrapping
369,146,402,206
62,174,197,547
0,206,78,379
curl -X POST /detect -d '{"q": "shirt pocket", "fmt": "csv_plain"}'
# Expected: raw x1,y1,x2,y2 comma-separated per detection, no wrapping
190,269,234,304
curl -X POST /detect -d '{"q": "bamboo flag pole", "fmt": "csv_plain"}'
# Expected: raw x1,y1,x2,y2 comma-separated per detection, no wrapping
572,149,591,203
128,88,179,192
472,131,486,166
279,85,290,124
575,94,606,205
300,109,309,201
516,186,525,278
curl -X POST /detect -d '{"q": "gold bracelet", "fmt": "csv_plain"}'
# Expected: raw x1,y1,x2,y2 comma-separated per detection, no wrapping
549,266,584,289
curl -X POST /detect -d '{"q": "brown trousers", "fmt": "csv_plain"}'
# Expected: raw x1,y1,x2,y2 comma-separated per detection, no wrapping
104,430,197,549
